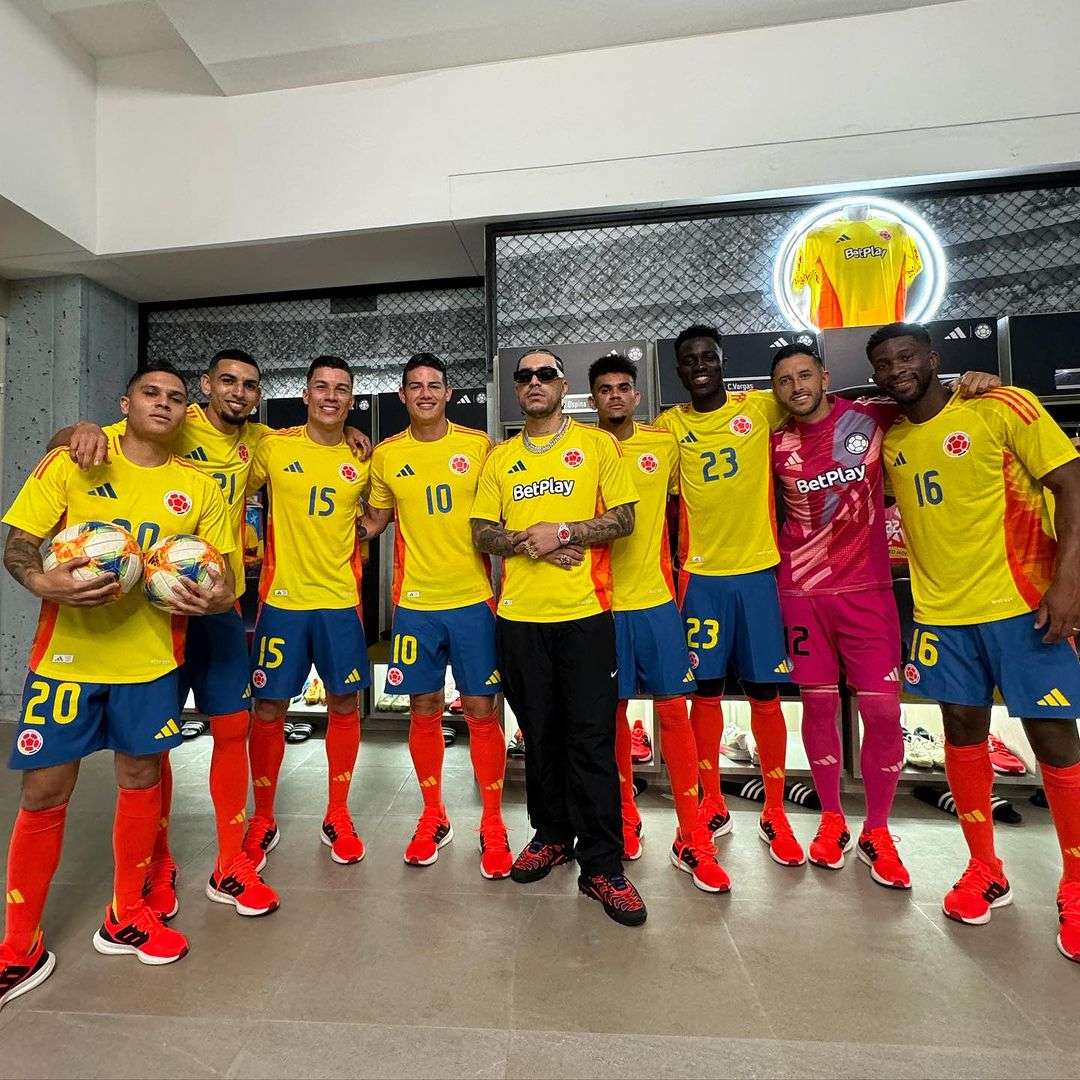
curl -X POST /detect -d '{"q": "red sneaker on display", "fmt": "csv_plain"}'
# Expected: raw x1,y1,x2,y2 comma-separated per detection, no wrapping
321,807,365,865
403,807,453,867
670,828,732,893
699,794,733,838
1056,881,1080,963
143,856,179,920
942,858,1012,925
808,812,854,870
0,934,55,1010
92,903,189,965
242,815,280,873
988,735,1026,775
857,827,911,889
630,719,653,764
206,853,280,916
758,808,806,866
478,819,513,880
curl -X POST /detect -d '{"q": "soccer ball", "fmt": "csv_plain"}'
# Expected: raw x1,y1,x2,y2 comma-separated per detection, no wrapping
143,533,226,610
43,521,143,594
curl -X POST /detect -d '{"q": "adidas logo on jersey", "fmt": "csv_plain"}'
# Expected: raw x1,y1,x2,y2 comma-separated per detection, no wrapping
154,718,181,740
283,461,304,473
835,232,852,243
344,668,362,685
507,460,527,474
88,482,118,499
1038,688,1072,707
184,447,209,462
396,464,416,478
784,451,802,468
680,432,699,444
893,451,907,467
770,337,789,348
458,394,471,403
944,326,967,340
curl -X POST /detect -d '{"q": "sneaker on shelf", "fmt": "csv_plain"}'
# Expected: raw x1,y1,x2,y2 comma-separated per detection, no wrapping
670,828,732,893
904,727,936,769
747,730,759,766
698,793,733,838
0,934,55,1011
478,819,513,880
447,694,464,715
721,727,752,763
509,836,572,884
758,808,806,867
622,818,643,861
630,719,653,764
578,872,647,926
206,853,280,916
1056,881,1080,963
302,675,324,706
404,807,453,867
988,735,1027,775
507,729,526,758
321,807,365,865
927,730,946,768
92,903,189,965
857,827,911,889
242,815,280,873
942,858,1012,925
387,694,411,712
142,856,179,921
808,812,854,870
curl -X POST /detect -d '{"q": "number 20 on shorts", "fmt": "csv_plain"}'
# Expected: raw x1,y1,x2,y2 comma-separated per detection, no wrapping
23,680,81,725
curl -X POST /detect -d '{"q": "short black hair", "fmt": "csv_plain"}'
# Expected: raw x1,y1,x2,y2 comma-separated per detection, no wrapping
401,352,447,386
126,360,186,395
516,347,564,370
674,324,722,356
306,355,353,384
770,343,823,375
865,322,932,360
588,352,638,390
208,348,260,378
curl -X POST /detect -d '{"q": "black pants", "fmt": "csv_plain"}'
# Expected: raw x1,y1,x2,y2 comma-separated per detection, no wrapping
497,612,622,876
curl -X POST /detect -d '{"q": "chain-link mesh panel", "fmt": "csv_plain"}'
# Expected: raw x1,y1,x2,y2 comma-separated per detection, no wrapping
145,285,486,397
494,184,1080,346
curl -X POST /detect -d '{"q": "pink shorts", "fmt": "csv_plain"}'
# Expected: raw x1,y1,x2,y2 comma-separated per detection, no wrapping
779,588,901,693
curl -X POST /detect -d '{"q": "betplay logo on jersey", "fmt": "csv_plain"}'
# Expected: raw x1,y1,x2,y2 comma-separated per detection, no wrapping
795,464,866,494
844,245,887,260
512,477,576,501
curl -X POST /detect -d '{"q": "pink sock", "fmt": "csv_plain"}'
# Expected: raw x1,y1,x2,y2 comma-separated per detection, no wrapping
800,686,843,815
858,692,904,830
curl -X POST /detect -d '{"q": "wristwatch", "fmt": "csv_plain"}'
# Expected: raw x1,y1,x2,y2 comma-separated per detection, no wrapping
556,522,573,546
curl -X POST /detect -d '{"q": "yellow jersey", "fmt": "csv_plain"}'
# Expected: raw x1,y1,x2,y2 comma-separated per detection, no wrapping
2,435,234,683
883,388,1078,626
791,217,923,329
655,391,787,577
610,423,679,611
247,427,371,611
105,405,270,597
471,420,638,623
368,423,494,610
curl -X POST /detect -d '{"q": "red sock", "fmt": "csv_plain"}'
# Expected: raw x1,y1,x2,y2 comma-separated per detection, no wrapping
210,710,251,870
464,709,506,823
1040,760,1080,885
249,715,285,821
112,784,162,918
615,701,640,831
655,697,698,839
944,740,998,868
4,803,67,954
409,709,445,811
690,695,724,801
326,709,361,811
151,752,173,862
750,696,788,812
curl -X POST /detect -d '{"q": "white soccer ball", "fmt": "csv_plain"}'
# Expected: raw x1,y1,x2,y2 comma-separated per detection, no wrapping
43,521,143,594
143,533,226,610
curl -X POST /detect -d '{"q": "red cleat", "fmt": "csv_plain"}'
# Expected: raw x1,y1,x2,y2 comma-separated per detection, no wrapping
943,858,1012,925
758,808,806,866
321,807,365,865
479,819,513,880
630,719,653,764
207,853,280,916
242,814,280,873
698,794,733,838
808,812,854,870
92,903,189,965
403,807,453,867
1056,881,1080,963
0,934,55,1011
143,856,179,920
857,828,911,889
671,828,731,893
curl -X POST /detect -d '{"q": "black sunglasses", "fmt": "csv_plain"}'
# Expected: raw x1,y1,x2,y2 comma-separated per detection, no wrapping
512,366,562,385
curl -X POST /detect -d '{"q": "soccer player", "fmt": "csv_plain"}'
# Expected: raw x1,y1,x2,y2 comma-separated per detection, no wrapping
655,325,805,869
244,356,371,872
870,322,1080,959
357,353,512,878
0,363,235,1004
589,353,729,893
471,349,647,926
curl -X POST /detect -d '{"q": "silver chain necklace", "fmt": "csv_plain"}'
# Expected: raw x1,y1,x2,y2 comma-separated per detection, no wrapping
521,415,571,455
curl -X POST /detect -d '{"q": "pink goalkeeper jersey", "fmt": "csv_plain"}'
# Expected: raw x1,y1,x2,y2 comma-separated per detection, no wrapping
772,397,897,596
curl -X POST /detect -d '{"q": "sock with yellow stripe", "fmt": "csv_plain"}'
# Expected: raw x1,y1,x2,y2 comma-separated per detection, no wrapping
689,695,724,802
326,709,361,810
249,715,285,821
654,696,699,840
749,695,788,812
113,783,162,919
464,709,506,824
944,739,999,869
1040,760,1080,885
210,711,252,872
408,709,445,812
151,752,173,862
3,803,67,955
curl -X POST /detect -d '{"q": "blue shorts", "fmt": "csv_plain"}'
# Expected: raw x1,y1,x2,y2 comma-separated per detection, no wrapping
677,568,791,684
614,601,697,699
179,607,251,716
386,601,501,696
904,611,1080,718
10,670,182,770
251,604,369,700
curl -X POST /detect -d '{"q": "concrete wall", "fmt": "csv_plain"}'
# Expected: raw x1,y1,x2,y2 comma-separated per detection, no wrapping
0,276,137,704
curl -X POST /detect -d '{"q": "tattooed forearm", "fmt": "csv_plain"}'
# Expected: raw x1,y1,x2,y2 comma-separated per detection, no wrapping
471,518,521,557
4,530,44,591
569,503,635,547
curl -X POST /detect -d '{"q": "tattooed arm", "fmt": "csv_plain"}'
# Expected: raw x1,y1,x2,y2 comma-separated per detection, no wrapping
4,526,120,606
515,503,636,559
470,518,524,558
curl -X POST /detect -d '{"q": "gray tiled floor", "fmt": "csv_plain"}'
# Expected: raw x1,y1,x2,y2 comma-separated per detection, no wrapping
0,726,1078,1079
